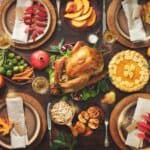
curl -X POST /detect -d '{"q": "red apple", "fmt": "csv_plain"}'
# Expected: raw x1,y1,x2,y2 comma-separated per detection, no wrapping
30,50,49,70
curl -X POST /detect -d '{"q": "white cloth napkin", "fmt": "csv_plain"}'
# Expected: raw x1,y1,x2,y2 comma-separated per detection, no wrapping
125,98,150,148
12,0,33,43
6,96,28,149
122,0,148,42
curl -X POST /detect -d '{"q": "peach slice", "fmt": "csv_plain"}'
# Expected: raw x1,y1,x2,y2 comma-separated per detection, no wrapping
81,0,90,14
71,19,87,28
86,9,96,27
65,1,77,13
74,0,83,11
64,9,83,19
74,7,93,21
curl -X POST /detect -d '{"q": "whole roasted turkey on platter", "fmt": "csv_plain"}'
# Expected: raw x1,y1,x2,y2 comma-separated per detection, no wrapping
50,41,104,94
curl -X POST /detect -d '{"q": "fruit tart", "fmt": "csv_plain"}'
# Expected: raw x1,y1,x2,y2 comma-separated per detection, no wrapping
108,50,149,92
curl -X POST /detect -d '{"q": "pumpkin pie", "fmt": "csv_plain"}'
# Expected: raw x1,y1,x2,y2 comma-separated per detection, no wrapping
109,50,149,92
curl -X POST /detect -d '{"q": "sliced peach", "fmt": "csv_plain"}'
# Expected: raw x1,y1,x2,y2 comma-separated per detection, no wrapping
65,1,77,13
81,0,90,14
86,9,96,27
64,9,83,19
71,19,87,28
74,7,93,21
74,0,83,11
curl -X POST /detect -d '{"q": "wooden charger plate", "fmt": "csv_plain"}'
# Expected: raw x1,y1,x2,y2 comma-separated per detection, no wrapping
0,0,56,50
107,0,150,48
110,93,150,150
0,92,47,149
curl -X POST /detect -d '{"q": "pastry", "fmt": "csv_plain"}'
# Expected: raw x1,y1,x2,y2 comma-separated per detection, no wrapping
109,50,149,92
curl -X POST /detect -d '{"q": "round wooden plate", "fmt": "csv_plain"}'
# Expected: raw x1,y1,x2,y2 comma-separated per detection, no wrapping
107,0,150,48
0,101,40,149
110,93,150,150
0,0,56,50
1,0,51,44
0,92,47,149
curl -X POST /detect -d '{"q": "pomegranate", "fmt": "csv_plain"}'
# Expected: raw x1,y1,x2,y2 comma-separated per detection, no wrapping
0,74,5,88
30,50,49,70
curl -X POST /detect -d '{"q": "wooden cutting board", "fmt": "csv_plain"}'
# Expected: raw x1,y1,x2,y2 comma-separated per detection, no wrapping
0,0,56,50
107,0,150,48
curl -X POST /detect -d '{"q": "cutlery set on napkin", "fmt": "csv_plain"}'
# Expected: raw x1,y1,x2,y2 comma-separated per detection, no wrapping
6,92,28,149
125,98,150,149
12,0,33,43
122,0,150,42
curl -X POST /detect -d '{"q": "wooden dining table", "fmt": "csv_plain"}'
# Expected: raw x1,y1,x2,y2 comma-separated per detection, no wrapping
0,0,150,150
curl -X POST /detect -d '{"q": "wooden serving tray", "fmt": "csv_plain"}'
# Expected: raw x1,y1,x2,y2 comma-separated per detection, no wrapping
107,0,150,48
110,93,150,150
0,0,56,50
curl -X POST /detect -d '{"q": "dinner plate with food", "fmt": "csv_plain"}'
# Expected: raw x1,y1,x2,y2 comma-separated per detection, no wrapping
110,93,150,150
0,91,42,149
0,0,56,50
107,0,150,48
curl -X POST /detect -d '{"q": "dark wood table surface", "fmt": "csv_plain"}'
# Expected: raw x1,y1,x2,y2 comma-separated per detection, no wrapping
0,0,150,150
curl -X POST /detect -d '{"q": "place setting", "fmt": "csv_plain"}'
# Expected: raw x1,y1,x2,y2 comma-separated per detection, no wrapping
107,0,150,48
0,0,150,150
0,0,56,50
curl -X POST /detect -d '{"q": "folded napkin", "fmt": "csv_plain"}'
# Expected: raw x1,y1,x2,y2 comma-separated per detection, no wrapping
12,0,33,43
122,0,147,42
125,98,150,148
6,95,28,149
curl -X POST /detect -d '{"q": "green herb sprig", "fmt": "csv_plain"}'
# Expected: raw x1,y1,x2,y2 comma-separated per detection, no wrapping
80,77,110,101
51,132,77,150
